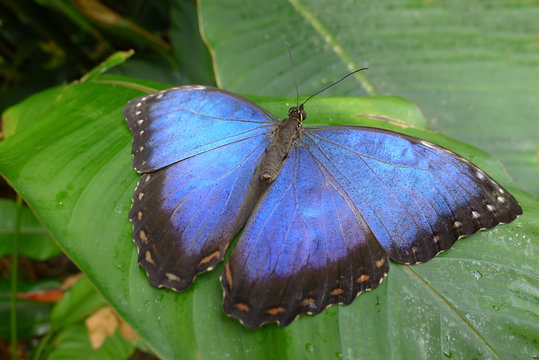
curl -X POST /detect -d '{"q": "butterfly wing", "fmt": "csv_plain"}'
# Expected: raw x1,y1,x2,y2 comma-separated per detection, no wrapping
302,126,522,264
221,145,390,328
124,86,277,290
124,85,277,172
222,125,521,328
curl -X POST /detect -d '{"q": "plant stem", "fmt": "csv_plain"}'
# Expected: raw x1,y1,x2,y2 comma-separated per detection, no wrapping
11,195,22,360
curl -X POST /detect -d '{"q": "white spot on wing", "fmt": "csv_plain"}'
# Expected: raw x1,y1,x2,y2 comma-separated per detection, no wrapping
454,221,462,228
487,204,495,211
497,196,505,203
472,211,480,219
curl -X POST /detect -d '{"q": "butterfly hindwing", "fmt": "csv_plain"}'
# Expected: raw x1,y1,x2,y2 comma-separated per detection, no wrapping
222,145,389,328
303,127,522,264
130,136,270,290
125,86,277,290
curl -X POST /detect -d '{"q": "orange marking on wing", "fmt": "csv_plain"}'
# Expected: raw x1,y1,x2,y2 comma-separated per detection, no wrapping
376,258,385,268
235,303,249,312
330,288,344,296
145,251,155,265
266,307,285,315
139,230,148,244
225,263,232,288
300,298,316,306
199,251,220,265
165,273,180,281
357,274,370,283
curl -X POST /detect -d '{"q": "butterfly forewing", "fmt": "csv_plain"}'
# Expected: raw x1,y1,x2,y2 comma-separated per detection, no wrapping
303,127,522,264
125,86,277,290
124,86,278,172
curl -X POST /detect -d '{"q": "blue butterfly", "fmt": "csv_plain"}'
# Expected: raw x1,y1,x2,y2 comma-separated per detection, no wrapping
124,85,521,328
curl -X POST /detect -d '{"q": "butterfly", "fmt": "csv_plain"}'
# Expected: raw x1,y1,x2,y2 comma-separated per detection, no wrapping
124,85,522,329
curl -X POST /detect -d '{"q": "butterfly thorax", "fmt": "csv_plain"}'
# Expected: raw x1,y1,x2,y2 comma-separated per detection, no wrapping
259,105,305,183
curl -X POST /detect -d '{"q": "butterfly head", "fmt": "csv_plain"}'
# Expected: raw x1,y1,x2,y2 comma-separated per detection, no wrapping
288,104,306,124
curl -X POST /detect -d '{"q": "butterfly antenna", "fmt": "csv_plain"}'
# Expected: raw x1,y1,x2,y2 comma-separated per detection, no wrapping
285,42,300,108
301,68,368,106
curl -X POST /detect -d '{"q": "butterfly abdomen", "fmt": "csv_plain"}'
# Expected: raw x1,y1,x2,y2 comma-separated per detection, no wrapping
259,106,304,182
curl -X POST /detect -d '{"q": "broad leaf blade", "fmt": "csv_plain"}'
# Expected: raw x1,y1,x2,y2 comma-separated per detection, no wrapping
199,0,539,198
0,199,59,260
0,75,536,359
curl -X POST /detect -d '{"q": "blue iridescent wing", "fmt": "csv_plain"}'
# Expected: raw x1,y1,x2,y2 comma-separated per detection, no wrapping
222,125,521,328
124,85,277,172
302,127,522,264
124,86,277,290
222,146,390,328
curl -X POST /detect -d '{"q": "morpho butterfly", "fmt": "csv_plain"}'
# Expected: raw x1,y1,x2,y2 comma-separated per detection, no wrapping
124,79,522,329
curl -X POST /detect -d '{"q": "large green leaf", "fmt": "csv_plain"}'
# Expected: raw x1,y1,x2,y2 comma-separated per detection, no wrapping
0,70,536,359
0,198,60,260
199,0,539,197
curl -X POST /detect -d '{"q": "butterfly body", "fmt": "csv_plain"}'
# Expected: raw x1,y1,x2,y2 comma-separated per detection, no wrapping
258,104,304,182
124,85,521,328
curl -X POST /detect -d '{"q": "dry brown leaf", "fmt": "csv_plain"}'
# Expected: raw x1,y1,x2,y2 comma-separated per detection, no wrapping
85,307,118,349
85,306,139,349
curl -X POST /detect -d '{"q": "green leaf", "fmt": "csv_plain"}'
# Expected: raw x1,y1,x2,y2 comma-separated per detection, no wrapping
33,275,122,360
0,71,536,359
50,275,107,331
170,0,215,85
46,323,134,360
81,51,135,83
0,278,60,338
199,0,539,197
0,198,60,260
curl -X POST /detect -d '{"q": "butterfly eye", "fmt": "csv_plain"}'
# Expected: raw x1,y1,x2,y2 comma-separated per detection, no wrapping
296,104,306,121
